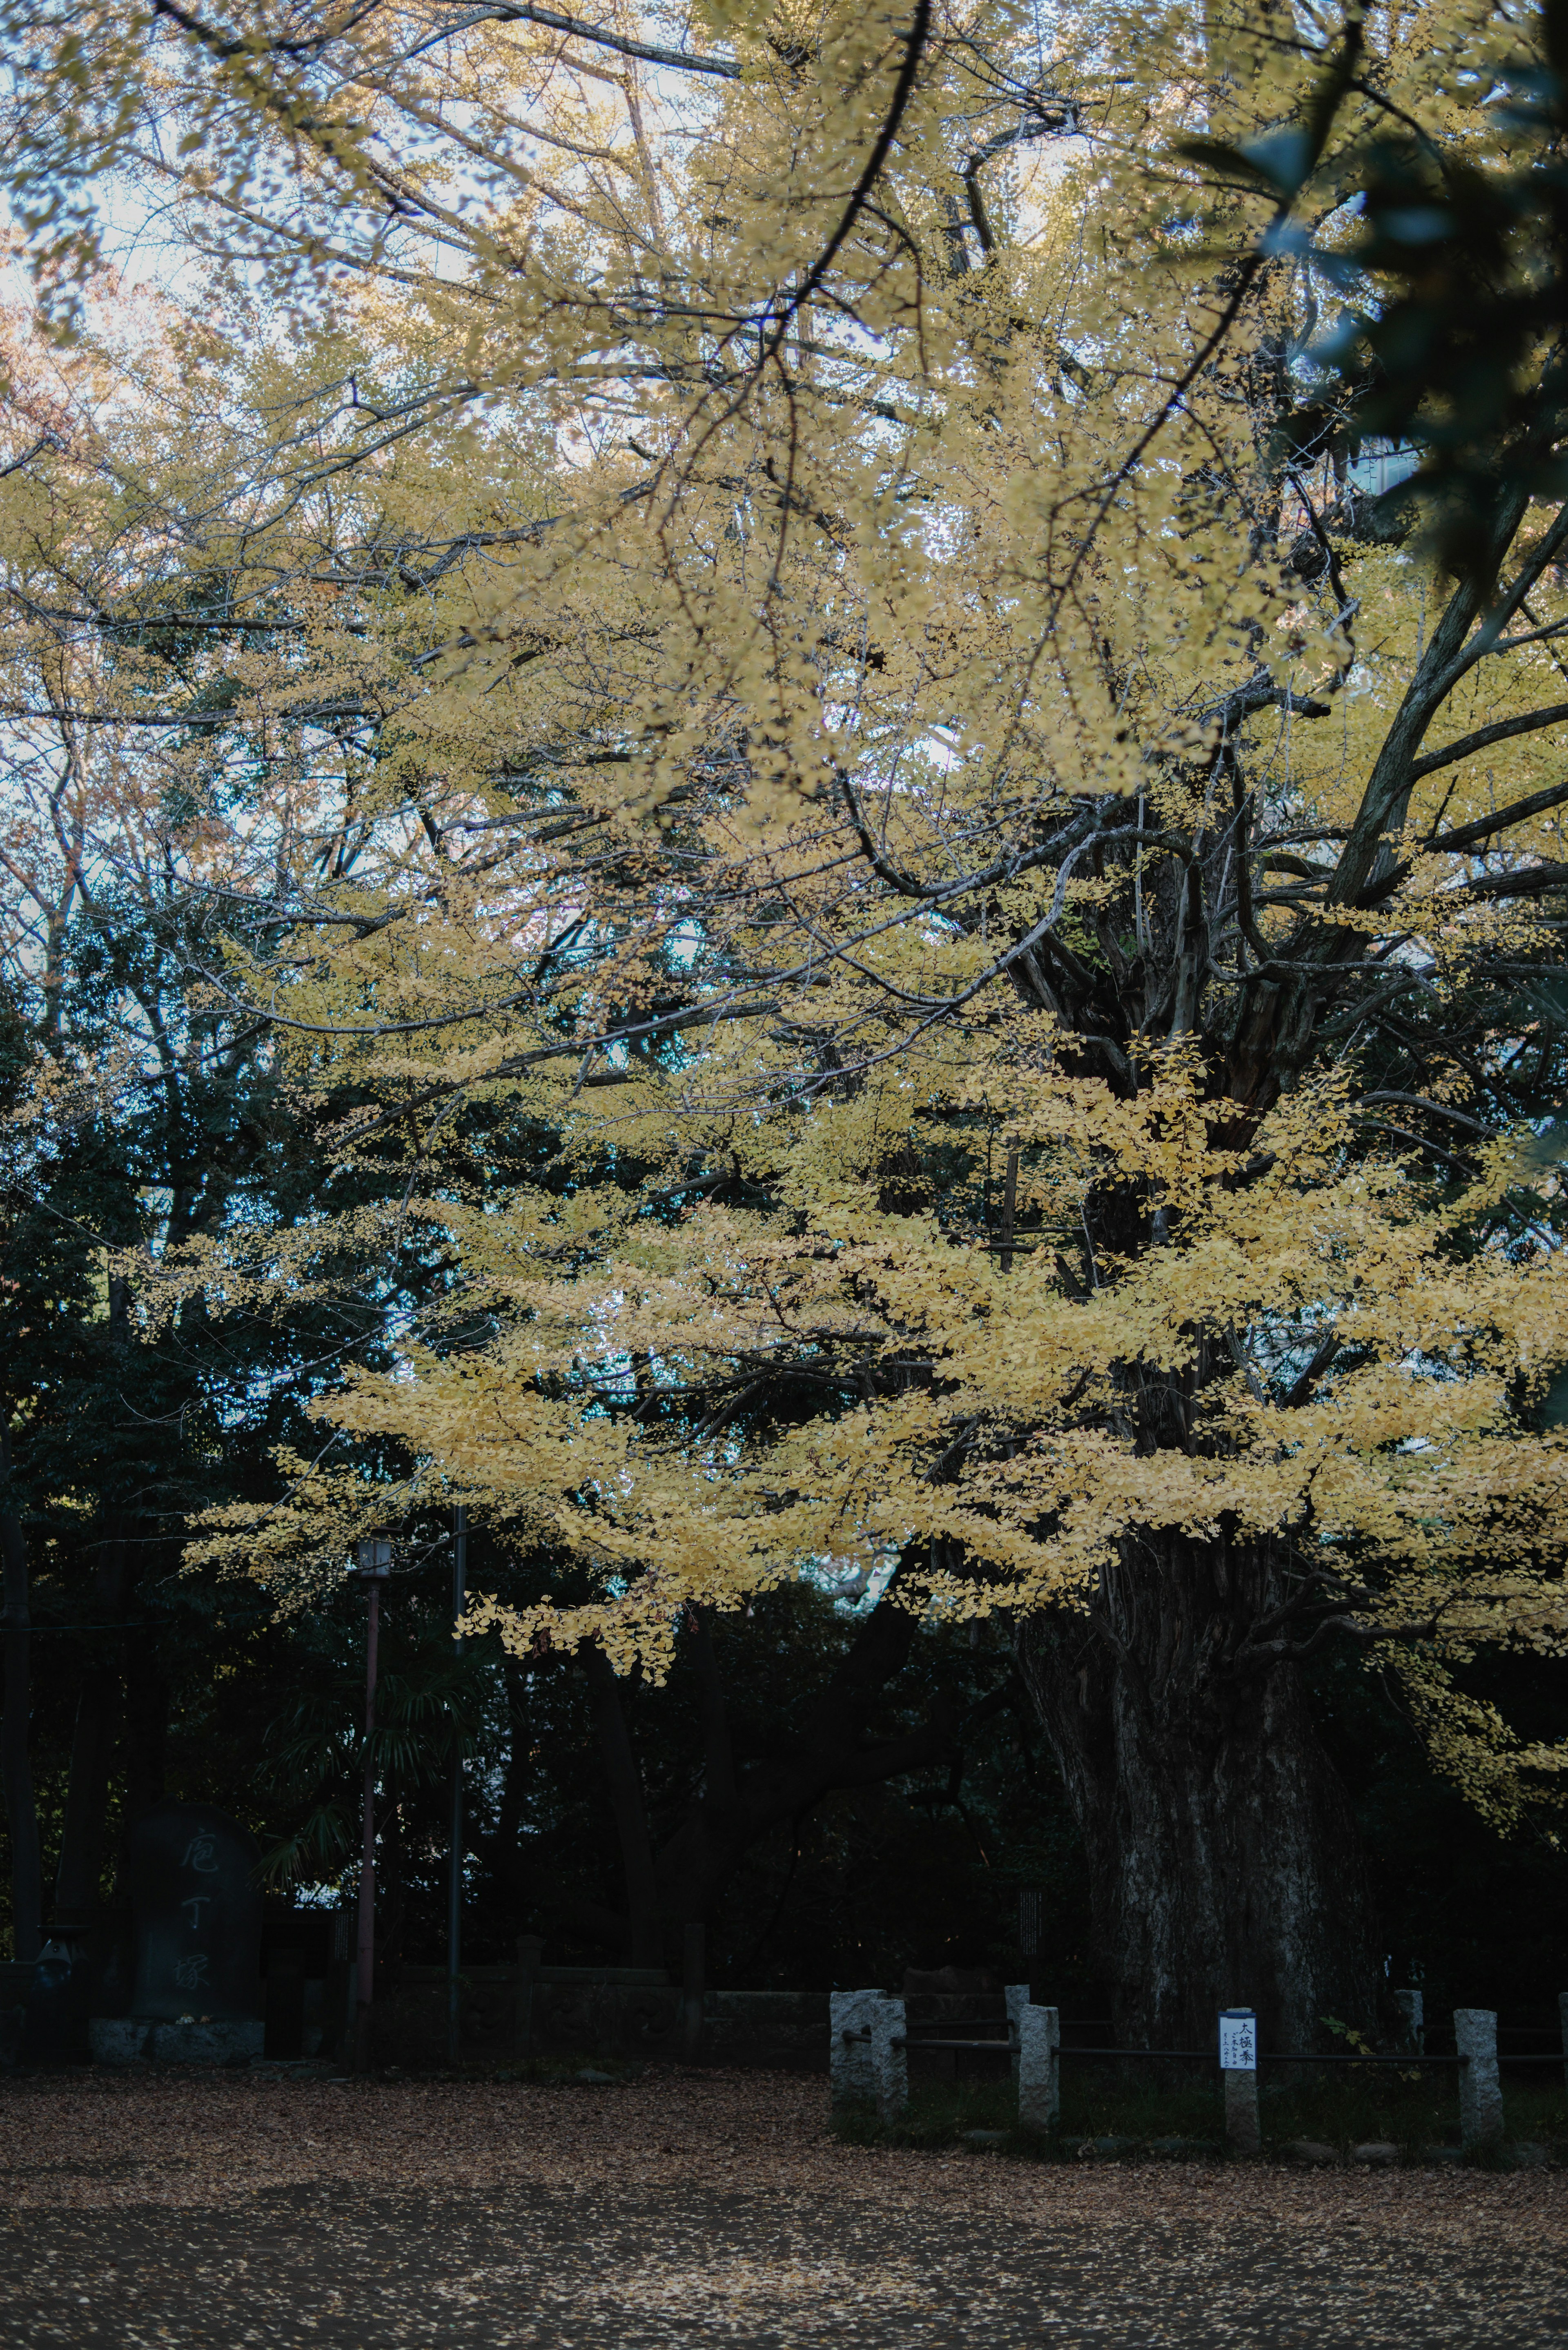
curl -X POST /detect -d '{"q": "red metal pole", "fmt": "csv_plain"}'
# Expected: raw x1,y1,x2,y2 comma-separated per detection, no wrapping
353,1578,381,2071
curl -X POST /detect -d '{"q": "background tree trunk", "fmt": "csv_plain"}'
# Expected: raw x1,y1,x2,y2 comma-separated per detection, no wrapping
517,1593,965,1963
53,1521,132,1925
1017,1532,1377,2053
489,1650,534,1938
0,1427,42,1961
583,1645,662,1964
119,1625,169,1835
55,1274,139,1926
650,1584,955,1932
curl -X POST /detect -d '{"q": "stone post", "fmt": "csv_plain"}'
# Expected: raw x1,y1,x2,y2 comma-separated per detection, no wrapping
829,1987,882,2108
1005,1982,1029,2079
1393,1988,1424,2053
1559,1990,1568,2097
1224,2069,1261,2154
871,1995,908,2126
1017,2002,1060,2131
1454,2008,1503,2149
1219,2008,1260,2155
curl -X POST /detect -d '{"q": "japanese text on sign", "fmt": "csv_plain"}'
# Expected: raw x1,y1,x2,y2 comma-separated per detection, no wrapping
1219,2010,1257,2071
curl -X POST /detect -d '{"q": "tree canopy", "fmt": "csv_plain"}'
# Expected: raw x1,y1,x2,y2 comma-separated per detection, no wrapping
4,0,1568,2035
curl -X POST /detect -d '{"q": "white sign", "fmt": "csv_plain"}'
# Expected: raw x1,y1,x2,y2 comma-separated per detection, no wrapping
1219,2010,1257,2071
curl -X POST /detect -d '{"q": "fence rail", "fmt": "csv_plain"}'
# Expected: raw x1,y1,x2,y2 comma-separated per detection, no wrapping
891,2035,1011,2052
1061,2046,1468,2067
831,1988,1547,2150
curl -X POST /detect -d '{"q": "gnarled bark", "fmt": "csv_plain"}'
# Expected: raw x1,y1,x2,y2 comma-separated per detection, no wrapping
1017,1532,1376,2053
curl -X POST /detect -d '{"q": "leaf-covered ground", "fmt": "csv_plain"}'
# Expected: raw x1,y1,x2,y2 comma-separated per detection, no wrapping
1,2069,1564,2345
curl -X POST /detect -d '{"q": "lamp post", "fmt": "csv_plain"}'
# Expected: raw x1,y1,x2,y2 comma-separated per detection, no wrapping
446,1503,467,2069
352,1537,392,2074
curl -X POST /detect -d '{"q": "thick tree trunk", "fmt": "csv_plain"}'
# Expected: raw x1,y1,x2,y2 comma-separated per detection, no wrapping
0,1429,42,1962
1016,1533,1377,2054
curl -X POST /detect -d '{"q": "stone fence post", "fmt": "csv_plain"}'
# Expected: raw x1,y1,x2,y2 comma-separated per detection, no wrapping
829,1987,882,2108
1454,2008,1503,2149
1219,2008,1260,2155
1393,1988,1424,2053
1005,1983,1029,2080
871,1995,908,2125
1017,2002,1060,2131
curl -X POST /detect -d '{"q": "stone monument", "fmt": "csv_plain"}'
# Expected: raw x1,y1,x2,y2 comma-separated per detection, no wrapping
829,1987,883,2107
90,1801,265,2065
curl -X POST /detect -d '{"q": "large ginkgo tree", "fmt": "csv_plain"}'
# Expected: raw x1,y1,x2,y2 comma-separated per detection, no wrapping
9,0,1568,2044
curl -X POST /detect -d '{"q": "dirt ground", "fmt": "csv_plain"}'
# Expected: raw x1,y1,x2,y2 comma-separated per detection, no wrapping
1,2069,1564,2346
